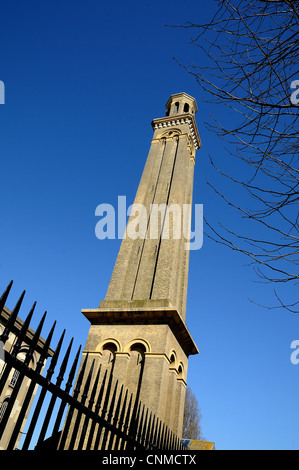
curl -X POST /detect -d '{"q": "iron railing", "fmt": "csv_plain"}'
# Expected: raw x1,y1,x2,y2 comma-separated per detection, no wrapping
0,281,182,451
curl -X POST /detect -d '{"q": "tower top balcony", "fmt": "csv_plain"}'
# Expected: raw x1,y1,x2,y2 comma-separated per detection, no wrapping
165,92,198,117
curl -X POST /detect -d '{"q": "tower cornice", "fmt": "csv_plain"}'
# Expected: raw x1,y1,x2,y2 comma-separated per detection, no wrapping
151,114,201,151
82,305,199,358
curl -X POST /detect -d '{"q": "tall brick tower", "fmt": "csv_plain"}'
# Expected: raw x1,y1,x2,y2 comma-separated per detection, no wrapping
82,93,201,438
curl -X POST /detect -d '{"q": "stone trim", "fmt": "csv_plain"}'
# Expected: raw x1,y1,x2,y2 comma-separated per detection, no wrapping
151,114,201,151
82,306,199,357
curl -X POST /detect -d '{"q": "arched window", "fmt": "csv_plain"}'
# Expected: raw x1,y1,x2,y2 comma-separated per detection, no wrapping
183,103,189,113
169,351,176,370
9,369,20,388
174,102,180,114
0,398,9,424
9,348,31,388
130,343,146,365
102,342,117,364
177,363,184,381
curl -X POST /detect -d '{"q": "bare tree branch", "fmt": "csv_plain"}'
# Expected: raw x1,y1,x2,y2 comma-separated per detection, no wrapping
170,0,299,311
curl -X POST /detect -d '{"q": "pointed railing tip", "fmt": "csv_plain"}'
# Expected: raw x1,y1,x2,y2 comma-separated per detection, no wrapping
0,280,183,451
0,280,13,308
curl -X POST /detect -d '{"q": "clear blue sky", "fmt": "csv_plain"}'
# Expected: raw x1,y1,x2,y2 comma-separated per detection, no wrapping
1,0,298,450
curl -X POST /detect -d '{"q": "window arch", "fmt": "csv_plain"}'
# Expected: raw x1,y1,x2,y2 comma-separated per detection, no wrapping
9,369,20,388
177,362,185,381
124,338,151,354
9,347,35,388
0,398,9,424
157,128,182,141
169,353,176,364
168,350,177,369
183,103,190,113
174,102,180,114
102,342,118,364
96,338,121,354
129,342,146,365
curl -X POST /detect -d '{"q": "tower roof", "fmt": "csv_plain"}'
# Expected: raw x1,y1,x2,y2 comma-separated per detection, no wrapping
165,92,198,113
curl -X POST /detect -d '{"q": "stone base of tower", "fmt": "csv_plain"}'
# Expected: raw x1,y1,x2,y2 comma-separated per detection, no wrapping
81,300,199,438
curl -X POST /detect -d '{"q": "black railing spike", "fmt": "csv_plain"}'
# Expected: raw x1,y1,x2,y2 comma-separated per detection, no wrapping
56,337,74,387
144,411,152,449
6,319,57,451
65,344,82,391
113,388,128,451
0,280,13,314
153,418,160,448
151,414,157,450
169,429,174,450
40,320,56,361
48,345,83,451
136,404,145,444
118,388,128,433
171,431,175,450
169,430,174,449
107,380,118,423
101,366,114,421
160,422,166,450
164,426,169,450
140,407,149,447
36,336,77,449
158,420,163,448
85,366,107,450
156,419,161,449
124,393,133,434
46,329,66,378
130,400,142,446
0,310,47,441
93,368,115,450
1,283,185,451
119,393,133,450
23,311,47,367
68,359,96,450
107,383,124,451
113,383,123,427
165,428,170,450
58,352,90,450
94,367,108,415
13,301,36,354
81,358,95,401
73,353,89,396
172,431,176,450
21,329,67,450
0,290,27,345
87,363,102,410
0,299,36,398
102,380,119,449
165,425,170,449
77,363,102,451
128,397,140,446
